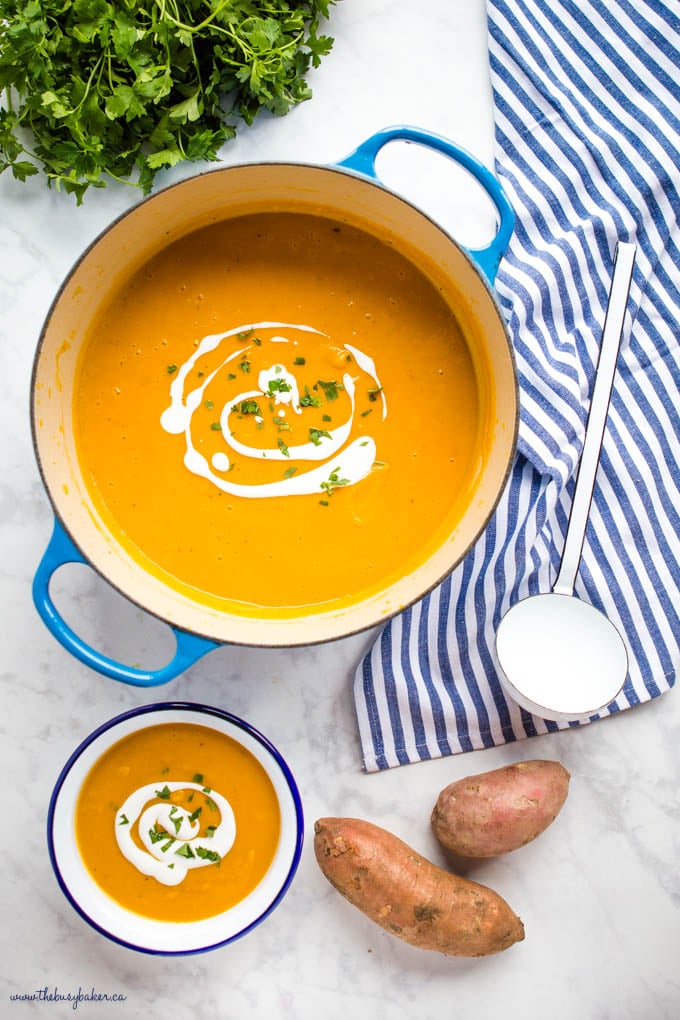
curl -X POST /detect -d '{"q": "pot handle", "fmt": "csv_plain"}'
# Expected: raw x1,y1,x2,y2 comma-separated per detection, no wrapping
334,125,514,284
32,518,219,687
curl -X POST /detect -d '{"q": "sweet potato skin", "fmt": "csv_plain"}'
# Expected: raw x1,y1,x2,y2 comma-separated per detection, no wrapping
431,759,570,858
314,817,525,957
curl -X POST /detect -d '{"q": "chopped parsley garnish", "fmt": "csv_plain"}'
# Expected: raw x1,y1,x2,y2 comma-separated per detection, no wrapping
195,846,221,863
300,386,322,408
167,808,183,834
360,408,373,417
204,400,214,410
319,499,329,506
161,767,170,775
232,399,261,415
237,329,254,340
277,438,290,457
239,356,251,374
322,414,332,422
368,386,383,402
210,422,223,431
189,806,203,823
316,379,343,401
284,466,298,479
320,467,350,496
309,427,332,446
149,828,166,844
174,843,195,859
206,825,218,837
167,364,178,375
160,838,176,853
155,785,171,799
118,814,129,826
294,357,306,365
205,796,218,811
192,773,204,783
267,377,291,395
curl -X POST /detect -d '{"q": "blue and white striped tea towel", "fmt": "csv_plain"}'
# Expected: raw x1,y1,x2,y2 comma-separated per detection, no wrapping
354,0,680,771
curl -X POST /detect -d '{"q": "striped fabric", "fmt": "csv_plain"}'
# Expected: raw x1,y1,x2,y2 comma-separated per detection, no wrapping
354,0,680,771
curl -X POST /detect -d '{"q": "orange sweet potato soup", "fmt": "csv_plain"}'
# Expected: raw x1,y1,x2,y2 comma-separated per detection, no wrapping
75,723,280,922
74,211,488,615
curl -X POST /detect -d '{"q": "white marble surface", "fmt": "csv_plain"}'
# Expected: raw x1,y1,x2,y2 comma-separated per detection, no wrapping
2,1,680,1018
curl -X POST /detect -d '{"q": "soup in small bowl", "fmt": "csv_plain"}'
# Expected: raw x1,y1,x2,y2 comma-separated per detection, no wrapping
48,703,303,954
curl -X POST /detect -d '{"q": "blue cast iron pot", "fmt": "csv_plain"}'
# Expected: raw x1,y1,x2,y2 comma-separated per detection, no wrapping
31,126,518,687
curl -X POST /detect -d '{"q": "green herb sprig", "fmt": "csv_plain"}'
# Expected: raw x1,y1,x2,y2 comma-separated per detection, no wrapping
0,0,337,201
320,465,348,496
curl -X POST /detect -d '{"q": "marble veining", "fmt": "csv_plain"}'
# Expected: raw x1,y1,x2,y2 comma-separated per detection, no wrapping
1,0,679,1017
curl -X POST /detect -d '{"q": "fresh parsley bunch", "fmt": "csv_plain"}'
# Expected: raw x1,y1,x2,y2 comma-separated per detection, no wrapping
0,0,336,202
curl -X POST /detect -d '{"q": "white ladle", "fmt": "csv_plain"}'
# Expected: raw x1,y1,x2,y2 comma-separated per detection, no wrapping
495,240,636,722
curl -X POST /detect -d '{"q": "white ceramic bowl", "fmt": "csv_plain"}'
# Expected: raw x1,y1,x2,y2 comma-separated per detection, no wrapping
47,702,304,955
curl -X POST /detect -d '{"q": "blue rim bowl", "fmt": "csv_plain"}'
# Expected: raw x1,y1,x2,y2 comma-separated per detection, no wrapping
47,702,304,955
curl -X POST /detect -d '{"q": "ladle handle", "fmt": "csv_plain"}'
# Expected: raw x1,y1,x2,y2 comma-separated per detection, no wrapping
553,241,636,597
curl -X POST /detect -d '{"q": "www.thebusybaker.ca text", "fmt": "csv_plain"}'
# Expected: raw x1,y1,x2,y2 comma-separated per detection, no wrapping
9,986,127,1010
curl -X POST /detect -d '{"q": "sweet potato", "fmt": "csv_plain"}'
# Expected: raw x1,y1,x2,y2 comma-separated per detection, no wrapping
314,817,525,957
431,759,570,858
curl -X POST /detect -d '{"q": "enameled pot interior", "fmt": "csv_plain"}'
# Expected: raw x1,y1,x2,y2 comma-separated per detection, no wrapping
32,162,518,645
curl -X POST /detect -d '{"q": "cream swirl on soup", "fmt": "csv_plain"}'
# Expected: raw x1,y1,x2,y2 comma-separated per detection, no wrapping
160,322,386,499
115,781,236,887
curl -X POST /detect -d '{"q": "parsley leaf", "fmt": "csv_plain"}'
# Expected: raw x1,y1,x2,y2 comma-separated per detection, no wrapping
174,843,195,859
320,466,349,495
299,386,322,408
316,379,343,401
266,377,292,396
195,846,221,863
232,399,261,415
309,427,332,446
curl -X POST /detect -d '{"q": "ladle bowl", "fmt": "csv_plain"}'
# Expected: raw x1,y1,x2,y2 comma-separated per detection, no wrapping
495,240,637,722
